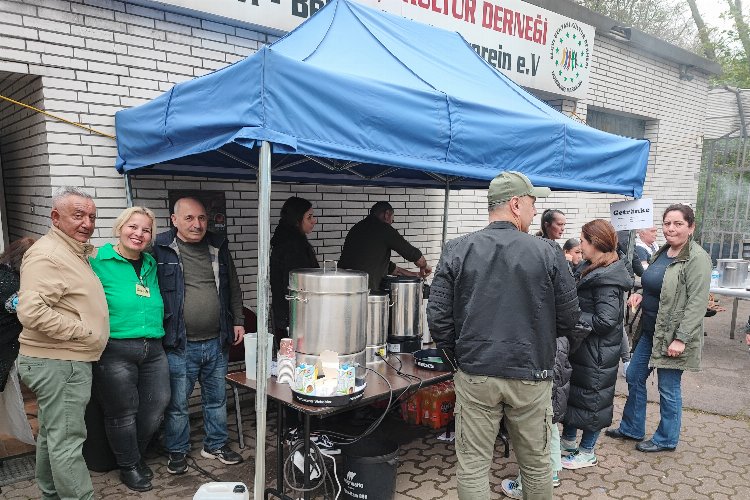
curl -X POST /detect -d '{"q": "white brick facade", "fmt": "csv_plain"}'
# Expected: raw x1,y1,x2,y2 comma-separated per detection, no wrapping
0,0,711,305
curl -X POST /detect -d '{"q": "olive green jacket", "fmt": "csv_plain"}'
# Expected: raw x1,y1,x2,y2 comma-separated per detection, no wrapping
633,239,711,372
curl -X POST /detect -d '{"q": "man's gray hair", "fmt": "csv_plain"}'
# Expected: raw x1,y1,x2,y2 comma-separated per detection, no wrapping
52,186,93,209
488,200,510,214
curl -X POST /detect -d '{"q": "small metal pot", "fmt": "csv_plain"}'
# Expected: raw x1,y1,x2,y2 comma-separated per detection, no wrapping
717,259,750,288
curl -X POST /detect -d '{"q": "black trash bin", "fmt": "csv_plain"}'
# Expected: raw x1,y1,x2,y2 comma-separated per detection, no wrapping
341,437,399,500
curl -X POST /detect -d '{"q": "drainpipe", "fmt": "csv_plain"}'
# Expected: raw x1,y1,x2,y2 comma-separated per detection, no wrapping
724,85,747,137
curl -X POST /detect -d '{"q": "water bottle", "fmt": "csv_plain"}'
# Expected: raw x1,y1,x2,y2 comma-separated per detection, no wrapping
710,267,720,288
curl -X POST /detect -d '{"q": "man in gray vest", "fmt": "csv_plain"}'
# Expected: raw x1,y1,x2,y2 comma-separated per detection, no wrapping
428,172,579,500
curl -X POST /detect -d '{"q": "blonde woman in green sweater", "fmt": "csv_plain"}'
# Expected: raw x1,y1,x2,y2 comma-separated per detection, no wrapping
90,207,169,492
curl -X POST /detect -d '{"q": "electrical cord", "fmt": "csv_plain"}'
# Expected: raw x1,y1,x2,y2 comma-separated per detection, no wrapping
283,438,341,498
157,449,222,482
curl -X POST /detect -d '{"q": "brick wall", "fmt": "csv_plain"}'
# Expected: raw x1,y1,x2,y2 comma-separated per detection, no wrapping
0,71,51,240
0,0,710,302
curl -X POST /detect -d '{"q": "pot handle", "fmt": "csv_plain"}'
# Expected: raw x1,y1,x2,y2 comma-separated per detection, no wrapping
285,294,308,303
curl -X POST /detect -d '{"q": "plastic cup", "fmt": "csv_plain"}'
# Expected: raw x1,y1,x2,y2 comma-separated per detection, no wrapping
244,333,257,380
244,332,273,380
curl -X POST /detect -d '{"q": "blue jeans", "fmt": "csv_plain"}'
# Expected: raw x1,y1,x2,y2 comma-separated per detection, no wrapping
617,333,683,448
93,338,171,468
561,426,600,453
164,338,229,453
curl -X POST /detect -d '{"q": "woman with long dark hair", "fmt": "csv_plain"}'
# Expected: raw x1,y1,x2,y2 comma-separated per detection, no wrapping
270,196,319,346
606,204,711,452
560,219,632,469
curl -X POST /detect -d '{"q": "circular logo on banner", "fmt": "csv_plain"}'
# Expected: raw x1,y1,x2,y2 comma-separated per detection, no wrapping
549,22,590,93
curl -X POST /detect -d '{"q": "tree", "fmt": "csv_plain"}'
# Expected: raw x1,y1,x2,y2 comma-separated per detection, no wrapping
575,0,698,51
686,0,716,60
686,0,750,87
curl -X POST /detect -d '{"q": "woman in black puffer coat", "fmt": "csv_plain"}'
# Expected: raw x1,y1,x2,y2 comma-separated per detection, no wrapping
560,219,632,471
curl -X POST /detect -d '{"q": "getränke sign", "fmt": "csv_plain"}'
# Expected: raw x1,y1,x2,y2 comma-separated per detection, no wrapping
142,0,595,99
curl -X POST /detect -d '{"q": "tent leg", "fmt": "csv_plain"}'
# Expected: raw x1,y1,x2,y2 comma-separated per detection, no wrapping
255,141,272,499
441,181,450,247
124,173,133,208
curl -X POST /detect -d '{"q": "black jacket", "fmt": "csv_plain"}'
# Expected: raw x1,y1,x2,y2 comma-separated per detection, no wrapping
427,221,580,380
339,215,422,290
153,229,242,352
563,258,633,432
0,264,21,391
270,221,319,330
552,336,572,423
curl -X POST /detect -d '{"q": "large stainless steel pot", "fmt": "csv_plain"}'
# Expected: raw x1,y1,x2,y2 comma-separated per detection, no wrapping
717,259,750,288
365,292,389,364
381,275,421,339
287,268,368,359
366,292,389,347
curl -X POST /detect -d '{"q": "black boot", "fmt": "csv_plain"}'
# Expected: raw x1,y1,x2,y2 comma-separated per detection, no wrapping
137,459,154,480
120,465,153,492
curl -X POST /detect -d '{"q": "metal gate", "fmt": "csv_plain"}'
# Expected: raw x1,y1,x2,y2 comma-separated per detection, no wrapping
696,137,750,261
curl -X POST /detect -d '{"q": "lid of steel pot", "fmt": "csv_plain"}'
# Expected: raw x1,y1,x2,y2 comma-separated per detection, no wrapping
380,275,422,291
289,268,369,293
368,291,389,302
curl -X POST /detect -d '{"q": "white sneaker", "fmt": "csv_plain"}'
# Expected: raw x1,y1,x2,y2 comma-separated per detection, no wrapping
500,478,523,499
562,451,597,470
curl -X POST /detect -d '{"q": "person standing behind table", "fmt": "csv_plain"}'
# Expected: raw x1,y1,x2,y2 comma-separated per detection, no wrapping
428,171,580,500
635,227,659,270
560,220,633,470
270,196,319,347
153,197,245,475
0,238,36,392
606,204,711,453
16,187,109,500
536,209,566,242
339,201,431,291
89,207,170,492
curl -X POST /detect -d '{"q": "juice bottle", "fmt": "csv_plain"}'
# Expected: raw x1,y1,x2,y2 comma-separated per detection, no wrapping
428,385,443,429
439,382,456,428
422,386,435,427
406,393,421,425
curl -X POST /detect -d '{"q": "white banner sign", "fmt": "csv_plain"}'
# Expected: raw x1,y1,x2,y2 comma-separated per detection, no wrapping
144,0,595,99
610,198,654,231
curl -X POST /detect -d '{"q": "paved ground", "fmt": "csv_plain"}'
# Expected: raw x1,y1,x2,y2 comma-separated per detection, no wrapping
3,301,750,499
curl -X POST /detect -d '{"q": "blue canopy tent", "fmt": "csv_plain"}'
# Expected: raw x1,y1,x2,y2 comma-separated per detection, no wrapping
115,0,649,195
114,0,649,495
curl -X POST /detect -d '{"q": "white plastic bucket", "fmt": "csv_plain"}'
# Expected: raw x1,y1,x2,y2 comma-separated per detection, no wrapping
193,482,250,500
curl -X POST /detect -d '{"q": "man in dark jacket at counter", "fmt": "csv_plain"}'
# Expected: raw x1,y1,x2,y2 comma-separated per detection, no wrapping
153,197,245,475
428,171,580,500
339,201,431,290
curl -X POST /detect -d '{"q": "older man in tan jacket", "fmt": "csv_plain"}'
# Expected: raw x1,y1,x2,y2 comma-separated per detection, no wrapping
17,186,109,500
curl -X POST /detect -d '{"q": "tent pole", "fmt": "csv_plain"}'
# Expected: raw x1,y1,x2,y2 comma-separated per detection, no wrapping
255,141,272,498
124,173,133,208
441,181,450,246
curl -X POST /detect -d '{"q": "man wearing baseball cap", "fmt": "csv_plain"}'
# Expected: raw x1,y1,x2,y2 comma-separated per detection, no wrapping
428,171,580,500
